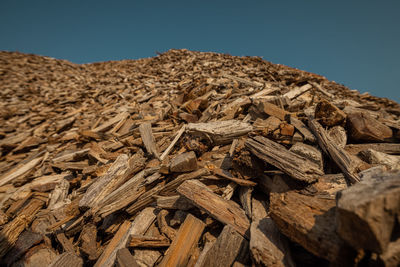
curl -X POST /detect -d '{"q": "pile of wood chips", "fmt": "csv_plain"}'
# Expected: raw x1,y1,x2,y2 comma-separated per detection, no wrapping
1,49,400,267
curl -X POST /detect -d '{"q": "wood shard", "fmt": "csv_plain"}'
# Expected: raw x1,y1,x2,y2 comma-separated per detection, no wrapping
159,214,205,267
245,135,322,183
177,179,250,237
139,122,160,159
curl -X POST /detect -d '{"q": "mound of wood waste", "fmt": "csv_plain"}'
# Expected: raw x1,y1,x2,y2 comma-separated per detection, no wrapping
1,49,400,267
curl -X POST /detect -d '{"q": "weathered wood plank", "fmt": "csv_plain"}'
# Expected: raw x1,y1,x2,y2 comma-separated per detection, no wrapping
245,136,322,183
308,119,360,184
186,120,252,145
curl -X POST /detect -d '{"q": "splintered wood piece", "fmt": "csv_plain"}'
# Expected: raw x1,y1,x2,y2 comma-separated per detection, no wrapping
94,221,131,267
336,170,400,253
283,84,312,100
79,154,130,209
289,142,323,170
238,186,252,218
129,235,170,248
290,116,316,143
198,225,248,267
250,218,295,267
270,188,355,263
170,151,198,173
116,248,140,267
345,143,400,155
95,207,156,267
48,178,70,210
126,168,209,215
0,198,45,258
96,168,158,218
139,122,160,159
308,119,360,184
177,180,250,237
92,112,129,132
0,155,43,187
186,120,253,145
159,214,205,267
245,136,322,183
255,100,289,121
49,252,83,267
160,125,186,161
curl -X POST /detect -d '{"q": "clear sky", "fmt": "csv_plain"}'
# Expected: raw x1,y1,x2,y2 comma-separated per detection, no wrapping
1,0,399,102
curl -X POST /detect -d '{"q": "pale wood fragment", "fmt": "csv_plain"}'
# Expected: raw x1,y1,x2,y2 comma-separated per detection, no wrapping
159,214,205,267
0,155,43,187
290,116,316,143
139,122,160,159
283,84,312,100
177,179,250,237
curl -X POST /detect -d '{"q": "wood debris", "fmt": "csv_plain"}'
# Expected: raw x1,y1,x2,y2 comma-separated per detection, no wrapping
1,49,400,266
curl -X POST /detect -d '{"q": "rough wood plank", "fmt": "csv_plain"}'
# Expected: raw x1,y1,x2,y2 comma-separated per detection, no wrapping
94,207,156,267
159,214,205,267
139,122,160,159
347,112,393,142
250,218,295,267
308,119,360,184
199,225,248,267
245,136,322,183
270,185,355,263
177,179,250,237
255,101,289,121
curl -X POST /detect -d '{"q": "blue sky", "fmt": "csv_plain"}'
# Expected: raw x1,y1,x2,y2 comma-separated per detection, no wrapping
1,0,399,102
